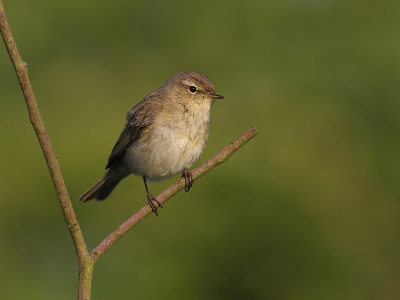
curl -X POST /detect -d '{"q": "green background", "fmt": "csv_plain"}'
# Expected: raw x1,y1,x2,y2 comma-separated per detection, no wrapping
1,0,400,299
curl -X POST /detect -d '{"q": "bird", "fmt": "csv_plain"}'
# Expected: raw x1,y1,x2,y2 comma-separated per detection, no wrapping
78,70,224,215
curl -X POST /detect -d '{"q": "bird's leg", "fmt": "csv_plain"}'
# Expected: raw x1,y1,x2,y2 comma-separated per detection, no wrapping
182,169,194,192
142,176,162,216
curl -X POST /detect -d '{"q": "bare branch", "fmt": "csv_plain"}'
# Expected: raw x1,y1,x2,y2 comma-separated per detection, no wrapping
0,3,93,299
1,2,258,299
91,126,258,262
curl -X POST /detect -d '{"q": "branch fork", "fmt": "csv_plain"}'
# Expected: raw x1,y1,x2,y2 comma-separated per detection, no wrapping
0,3,258,299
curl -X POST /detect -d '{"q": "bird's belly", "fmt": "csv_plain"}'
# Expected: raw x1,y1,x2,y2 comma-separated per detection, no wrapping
123,125,208,181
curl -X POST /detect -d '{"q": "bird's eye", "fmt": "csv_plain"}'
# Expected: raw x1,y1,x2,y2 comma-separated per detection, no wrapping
189,86,197,93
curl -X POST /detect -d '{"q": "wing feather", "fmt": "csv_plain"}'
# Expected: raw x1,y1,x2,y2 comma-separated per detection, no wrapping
106,109,152,169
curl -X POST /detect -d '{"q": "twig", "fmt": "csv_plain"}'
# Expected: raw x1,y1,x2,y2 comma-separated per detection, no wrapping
1,2,258,299
91,126,258,262
0,2,93,298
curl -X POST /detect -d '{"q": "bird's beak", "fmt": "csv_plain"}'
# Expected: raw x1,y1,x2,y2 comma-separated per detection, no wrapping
212,93,224,99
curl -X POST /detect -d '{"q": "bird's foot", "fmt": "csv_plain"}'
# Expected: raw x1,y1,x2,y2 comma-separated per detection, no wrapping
182,169,194,192
147,193,163,216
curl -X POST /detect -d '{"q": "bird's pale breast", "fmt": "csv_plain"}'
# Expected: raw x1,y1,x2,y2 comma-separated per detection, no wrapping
123,101,211,181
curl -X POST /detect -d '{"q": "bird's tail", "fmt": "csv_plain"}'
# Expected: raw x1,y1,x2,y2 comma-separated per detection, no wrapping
78,163,130,202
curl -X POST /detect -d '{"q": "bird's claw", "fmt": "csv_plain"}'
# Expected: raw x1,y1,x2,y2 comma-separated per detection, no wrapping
182,169,194,192
147,193,163,216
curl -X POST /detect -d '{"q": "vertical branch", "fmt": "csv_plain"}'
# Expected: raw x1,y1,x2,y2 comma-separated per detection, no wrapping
0,2,93,299
1,3,258,300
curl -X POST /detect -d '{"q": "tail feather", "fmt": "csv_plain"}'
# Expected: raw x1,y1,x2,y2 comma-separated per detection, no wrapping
78,163,130,202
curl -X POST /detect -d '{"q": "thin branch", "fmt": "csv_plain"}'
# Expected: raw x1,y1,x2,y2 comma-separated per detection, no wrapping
0,3,93,299
1,2,258,299
91,126,258,262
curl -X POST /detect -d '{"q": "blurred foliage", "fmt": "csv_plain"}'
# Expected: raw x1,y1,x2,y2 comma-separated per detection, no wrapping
1,0,400,299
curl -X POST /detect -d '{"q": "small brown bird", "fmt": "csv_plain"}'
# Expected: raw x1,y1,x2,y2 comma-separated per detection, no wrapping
78,70,224,215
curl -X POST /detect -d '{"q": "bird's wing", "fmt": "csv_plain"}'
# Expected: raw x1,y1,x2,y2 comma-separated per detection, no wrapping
106,109,152,169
